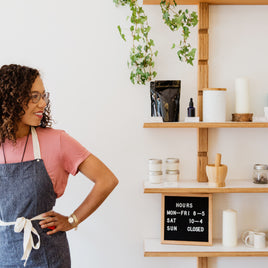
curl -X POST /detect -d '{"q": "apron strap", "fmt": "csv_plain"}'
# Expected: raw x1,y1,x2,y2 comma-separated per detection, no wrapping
31,127,41,160
21,129,30,162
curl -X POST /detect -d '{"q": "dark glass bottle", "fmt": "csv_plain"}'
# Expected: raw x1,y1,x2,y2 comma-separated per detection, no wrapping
187,98,195,117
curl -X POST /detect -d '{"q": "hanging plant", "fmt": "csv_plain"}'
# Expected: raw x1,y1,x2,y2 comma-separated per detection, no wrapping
114,0,158,85
160,0,198,66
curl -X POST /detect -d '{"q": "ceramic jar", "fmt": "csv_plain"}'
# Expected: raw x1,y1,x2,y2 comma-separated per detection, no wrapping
203,88,226,122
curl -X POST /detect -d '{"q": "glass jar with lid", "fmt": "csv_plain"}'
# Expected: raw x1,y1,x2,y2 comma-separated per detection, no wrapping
253,164,268,184
165,170,180,182
148,159,162,171
148,171,162,184
165,158,179,171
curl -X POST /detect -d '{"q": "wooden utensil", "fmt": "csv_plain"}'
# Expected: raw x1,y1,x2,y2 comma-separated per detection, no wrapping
206,153,228,187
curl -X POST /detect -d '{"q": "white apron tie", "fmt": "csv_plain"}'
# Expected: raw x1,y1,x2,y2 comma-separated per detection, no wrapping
0,214,45,266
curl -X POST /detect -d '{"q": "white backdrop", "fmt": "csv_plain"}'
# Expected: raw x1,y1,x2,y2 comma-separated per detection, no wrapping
0,1,268,267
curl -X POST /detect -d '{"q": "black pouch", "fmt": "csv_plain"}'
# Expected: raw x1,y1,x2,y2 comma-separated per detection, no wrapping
150,80,181,122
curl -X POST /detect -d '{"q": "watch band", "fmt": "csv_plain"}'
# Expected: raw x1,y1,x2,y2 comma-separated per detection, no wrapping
68,213,79,230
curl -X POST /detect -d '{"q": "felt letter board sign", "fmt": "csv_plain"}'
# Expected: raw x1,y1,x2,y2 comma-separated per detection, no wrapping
161,193,212,245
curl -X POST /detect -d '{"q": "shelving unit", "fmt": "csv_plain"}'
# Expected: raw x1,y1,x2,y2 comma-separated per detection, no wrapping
144,0,268,4
144,239,268,257
144,122,268,128
144,180,268,194
143,1,268,268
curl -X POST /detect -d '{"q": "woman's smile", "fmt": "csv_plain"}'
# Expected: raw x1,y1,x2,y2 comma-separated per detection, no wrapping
34,111,45,119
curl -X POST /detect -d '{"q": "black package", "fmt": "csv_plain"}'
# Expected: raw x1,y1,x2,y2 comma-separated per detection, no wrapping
150,80,181,122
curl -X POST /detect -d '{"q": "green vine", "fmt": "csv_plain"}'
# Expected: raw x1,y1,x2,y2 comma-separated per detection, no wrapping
160,0,198,65
114,0,158,85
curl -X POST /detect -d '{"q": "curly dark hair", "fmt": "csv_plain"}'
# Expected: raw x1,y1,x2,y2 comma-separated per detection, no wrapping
0,64,52,144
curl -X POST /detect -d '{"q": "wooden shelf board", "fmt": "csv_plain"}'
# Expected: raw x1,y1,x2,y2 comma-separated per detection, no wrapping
144,179,268,193
143,122,268,128
144,0,268,5
144,238,268,257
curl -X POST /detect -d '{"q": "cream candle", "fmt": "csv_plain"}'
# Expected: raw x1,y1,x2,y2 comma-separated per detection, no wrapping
235,78,249,113
222,209,237,247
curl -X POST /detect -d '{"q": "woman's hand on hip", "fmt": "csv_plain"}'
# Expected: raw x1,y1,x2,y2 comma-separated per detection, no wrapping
39,211,73,235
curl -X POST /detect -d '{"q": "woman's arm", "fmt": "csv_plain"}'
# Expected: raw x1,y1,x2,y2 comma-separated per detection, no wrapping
73,154,119,223
39,154,118,234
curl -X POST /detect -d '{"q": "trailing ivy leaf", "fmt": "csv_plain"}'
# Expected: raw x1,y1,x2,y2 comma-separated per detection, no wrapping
171,43,176,49
117,25,126,41
188,48,196,58
183,26,190,39
163,11,169,21
137,45,142,51
149,39,155,46
144,45,149,52
187,57,194,66
130,72,135,84
134,35,141,41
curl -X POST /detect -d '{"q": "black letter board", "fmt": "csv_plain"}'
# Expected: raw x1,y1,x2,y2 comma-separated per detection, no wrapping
161,193,212,245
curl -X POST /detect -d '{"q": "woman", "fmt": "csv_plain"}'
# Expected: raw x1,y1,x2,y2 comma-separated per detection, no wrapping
0,64,118,267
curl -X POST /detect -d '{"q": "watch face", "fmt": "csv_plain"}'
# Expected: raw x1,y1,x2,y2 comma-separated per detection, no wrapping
68,217,74,224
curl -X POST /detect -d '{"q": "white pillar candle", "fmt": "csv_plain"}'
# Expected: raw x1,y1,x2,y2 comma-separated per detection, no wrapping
235,78,249,113
222,209,237,247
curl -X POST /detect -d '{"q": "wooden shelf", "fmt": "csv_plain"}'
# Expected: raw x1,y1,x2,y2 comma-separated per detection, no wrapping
144,239,268,257
144,0,268,5
143,122,268,128
144,179,268,193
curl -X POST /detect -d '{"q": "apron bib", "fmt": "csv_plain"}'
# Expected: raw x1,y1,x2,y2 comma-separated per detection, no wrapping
0,127,71,268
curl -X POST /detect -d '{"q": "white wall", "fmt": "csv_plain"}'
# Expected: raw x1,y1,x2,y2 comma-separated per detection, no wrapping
1,1,268,267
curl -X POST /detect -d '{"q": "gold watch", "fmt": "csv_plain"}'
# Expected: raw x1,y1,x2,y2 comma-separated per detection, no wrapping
68,213,79,230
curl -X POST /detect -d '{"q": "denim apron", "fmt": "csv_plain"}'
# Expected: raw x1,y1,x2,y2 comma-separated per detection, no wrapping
0,127,71,267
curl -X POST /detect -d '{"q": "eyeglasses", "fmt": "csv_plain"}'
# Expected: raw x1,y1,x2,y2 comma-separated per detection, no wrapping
30,91,50,104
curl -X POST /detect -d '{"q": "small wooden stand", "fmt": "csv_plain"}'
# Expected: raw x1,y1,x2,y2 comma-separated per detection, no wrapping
232,113,253,122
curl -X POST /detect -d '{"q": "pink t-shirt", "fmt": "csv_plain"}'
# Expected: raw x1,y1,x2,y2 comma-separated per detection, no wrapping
0,127,91,198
